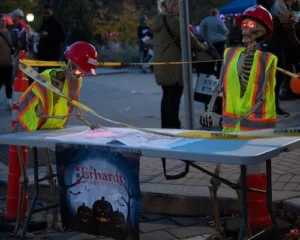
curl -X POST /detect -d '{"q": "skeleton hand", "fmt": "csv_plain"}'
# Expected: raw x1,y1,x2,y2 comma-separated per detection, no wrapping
90,124,104,130
200,112,214,128
76,110,105,130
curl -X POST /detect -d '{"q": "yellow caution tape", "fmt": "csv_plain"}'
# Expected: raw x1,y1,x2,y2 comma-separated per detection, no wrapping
18,60,300,140
22,59,300,79
22,59,222,67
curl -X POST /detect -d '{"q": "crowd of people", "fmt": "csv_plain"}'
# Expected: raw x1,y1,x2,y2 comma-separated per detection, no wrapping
149,0,300,132
1,0,300,126
0,4,89,110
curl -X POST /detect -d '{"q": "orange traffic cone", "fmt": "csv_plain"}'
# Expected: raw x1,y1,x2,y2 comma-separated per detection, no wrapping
246,163,271,228
4,51,29,220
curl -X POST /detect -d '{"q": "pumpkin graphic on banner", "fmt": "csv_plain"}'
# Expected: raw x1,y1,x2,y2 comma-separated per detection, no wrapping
56,144,141,240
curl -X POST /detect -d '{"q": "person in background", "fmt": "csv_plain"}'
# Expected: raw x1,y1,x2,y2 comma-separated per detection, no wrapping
0,14,13,110
60,19,89,61
199,8,229,76
10,9,28,55
38,4,65,72
137,15,153,63
192,21,200,35
152,0,207,129
9,9,28,79
263,0,300,117
69,19,89,44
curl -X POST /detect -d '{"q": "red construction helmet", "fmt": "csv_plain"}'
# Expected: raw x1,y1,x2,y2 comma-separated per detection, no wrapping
189,25,194,34
236,5,273,38
65,41,98,75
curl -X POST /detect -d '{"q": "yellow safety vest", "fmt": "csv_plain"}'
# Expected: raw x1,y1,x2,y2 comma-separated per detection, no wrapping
221,47,277,133
18,69,82,131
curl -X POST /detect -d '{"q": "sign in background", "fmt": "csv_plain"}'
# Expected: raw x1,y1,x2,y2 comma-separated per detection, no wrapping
194,74,222,97
56,144,141,240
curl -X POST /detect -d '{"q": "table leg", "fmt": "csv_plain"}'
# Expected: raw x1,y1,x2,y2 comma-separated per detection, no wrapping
266,159,282,239
238,165,247,240
21,147,39,239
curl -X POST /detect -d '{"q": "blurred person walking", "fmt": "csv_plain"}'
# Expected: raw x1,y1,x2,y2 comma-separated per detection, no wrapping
60,19,89,61
262,0,300,117
9,9,28,79
152,0,207,129
0,13,14,110
200,9,229,77
38,4,65,73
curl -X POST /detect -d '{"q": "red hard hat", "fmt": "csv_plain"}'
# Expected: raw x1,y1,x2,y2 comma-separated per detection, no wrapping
65,41,98,75
236,5,273,38
189,25,194,34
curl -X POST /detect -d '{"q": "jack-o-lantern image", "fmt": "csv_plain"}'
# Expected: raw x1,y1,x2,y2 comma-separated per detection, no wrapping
92,197,113,223
77,203,92,223
113,209,126,227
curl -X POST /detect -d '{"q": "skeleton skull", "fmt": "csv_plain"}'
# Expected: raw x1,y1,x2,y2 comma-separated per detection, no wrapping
241,18,267,44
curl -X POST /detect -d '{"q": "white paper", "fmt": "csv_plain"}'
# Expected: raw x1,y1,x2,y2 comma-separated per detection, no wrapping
46,128,200,149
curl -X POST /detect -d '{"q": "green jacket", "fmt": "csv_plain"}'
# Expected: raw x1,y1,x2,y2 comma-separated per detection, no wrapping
151,13,204,86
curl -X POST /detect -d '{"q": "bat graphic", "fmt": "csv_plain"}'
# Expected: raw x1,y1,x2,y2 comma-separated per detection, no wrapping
118,200,125,206
70,191,81,195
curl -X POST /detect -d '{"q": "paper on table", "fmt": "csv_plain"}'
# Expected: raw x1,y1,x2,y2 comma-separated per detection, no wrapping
46,128,200,149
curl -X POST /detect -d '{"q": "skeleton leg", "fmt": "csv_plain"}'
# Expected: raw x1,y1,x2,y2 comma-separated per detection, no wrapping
208,163,222,239
44,148,62,230
12,146,34,238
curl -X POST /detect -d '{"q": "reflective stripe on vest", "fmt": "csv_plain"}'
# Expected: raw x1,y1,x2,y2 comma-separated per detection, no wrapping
18,84,47,131
221,47,277,132
40,69,82,130
223,115,276,131
18,69,82,131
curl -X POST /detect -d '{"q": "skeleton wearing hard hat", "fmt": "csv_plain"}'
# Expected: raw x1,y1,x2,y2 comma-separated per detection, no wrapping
200,5,278,238
14,41,101,235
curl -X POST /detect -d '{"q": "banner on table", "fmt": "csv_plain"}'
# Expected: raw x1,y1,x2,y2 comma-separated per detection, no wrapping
56,144,141,240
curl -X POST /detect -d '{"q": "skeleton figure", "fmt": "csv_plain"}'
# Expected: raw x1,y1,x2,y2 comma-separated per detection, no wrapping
200,5,277,239
14,42,102,237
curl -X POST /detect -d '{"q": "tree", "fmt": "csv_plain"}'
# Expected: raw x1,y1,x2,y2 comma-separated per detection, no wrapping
117,183,137,224
93,2,141,45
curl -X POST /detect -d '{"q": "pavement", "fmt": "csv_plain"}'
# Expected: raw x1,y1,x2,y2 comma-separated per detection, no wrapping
0,199,215,240
0,69,300,237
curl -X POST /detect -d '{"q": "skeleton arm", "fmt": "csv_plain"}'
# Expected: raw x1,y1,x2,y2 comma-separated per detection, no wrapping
206,65,225,113
36,104,77,119
74,93,104,130
199,65,224,127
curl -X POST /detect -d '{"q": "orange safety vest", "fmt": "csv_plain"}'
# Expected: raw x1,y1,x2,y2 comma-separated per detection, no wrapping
18,69,82,131
220,47,278,132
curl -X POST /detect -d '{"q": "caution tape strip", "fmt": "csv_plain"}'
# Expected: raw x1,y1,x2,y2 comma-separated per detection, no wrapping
22,59,222,67
22,59,300,79
18,60,300,140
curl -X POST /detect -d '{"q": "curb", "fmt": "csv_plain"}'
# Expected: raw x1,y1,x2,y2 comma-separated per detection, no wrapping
2,167,300,217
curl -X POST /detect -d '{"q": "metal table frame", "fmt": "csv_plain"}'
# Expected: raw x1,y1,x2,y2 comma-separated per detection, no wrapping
21,147,59,239
0,126,298,239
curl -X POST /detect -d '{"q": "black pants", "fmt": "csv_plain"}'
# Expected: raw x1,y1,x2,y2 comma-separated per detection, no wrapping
0,65,13,99
212,41,226,79
161,85,183,129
